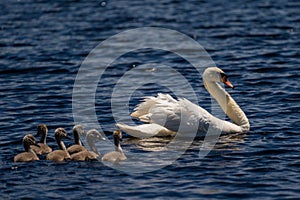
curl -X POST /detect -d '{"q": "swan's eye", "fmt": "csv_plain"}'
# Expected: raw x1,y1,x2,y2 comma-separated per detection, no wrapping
220,72,226,78
220,72,228,82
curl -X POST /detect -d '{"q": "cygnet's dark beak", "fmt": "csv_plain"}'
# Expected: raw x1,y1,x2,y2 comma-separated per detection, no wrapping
101,136,106,141
34,143,40,147
100,133,107,141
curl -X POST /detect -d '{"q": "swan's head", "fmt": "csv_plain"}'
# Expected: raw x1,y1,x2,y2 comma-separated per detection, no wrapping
203,67,234,89
36,124,48,137
54,128,70,141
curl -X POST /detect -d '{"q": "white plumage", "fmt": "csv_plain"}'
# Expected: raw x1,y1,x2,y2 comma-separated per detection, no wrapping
117,67,250,138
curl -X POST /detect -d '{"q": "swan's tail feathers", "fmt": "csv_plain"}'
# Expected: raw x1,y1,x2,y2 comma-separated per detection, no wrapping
116,123,176,138
130,93,178,119
138,114,152,123
130,97,157,119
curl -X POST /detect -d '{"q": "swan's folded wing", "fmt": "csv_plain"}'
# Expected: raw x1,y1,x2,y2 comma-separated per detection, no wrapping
146,98,212,134
130,96,157,119
129,94,223,135
131,93,178,119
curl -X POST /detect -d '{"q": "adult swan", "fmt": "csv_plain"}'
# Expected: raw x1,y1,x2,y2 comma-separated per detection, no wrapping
116,67,250,138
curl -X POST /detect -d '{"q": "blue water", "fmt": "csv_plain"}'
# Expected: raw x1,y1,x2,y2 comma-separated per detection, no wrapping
1,0,300,199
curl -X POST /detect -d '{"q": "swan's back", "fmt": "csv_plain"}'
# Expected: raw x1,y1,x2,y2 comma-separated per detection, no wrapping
130,94,212,134
131,94,177,120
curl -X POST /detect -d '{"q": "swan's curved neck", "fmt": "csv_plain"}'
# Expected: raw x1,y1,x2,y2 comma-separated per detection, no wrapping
87,138,99,155
204,80,250,132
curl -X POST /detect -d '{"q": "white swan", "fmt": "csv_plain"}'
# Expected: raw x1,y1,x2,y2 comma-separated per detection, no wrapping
116,67,250,138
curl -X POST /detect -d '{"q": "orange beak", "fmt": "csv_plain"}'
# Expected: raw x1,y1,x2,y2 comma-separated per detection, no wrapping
222,76,234,89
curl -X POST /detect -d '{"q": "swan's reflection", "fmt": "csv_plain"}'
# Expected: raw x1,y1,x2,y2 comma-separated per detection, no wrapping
124,133,246,152
79,127,246,174
81,129,246,153
194,133,246,152
125,136,174,152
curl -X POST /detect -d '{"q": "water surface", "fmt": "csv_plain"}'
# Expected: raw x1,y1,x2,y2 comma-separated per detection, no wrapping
0,0,299,199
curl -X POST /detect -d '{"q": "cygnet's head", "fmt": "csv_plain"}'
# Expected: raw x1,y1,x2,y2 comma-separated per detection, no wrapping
23,134,39,150
54,128,69,141
73,125,85,136
112,130,123,147
113,130,122,140
36,124,48,136
86,129,106,141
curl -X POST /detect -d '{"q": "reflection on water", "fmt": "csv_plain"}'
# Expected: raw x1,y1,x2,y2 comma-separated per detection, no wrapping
126,136,173,152
124,132,246,152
